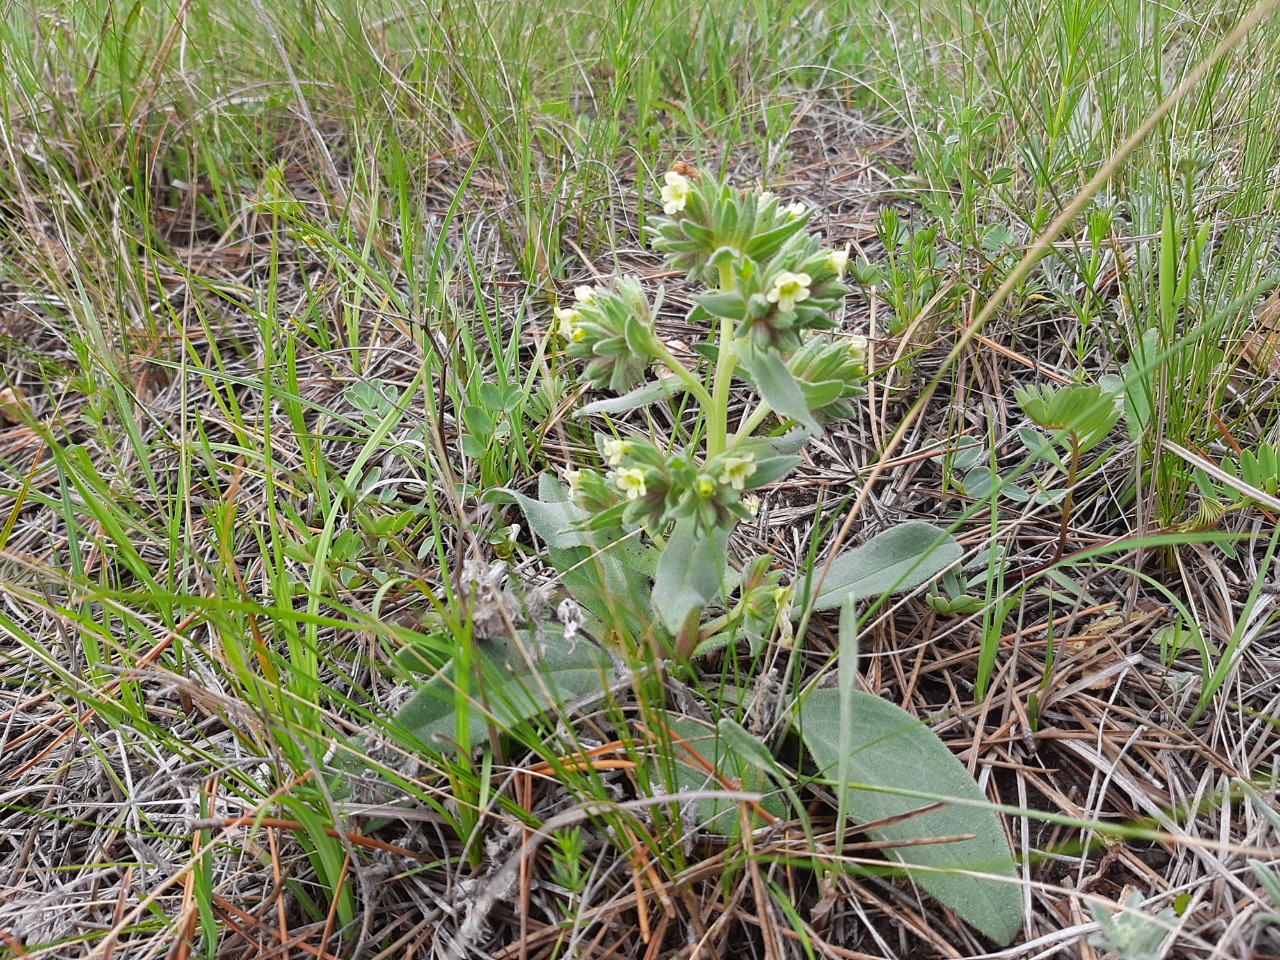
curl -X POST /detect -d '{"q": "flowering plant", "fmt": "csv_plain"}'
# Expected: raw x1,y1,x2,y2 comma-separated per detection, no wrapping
388,166,1020,944
511,164,893,660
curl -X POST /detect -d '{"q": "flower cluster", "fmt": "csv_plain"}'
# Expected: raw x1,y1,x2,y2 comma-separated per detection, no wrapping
561,436,777,537
703,232,851,353
787,333,868,423
645,172,816,285
643,176,851,353
558,277,662,392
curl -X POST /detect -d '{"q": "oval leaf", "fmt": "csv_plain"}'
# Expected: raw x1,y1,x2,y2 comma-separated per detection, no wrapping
651,518,726,633
386,626,615,755
796,522,962,613
693,290,747,321
462,404,494,438
737,345,819,432
798,689,1022,945
491,475,592,551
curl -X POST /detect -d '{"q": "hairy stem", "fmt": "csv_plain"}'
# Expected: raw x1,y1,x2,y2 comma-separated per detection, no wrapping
706,261,738,457
648,340,716,412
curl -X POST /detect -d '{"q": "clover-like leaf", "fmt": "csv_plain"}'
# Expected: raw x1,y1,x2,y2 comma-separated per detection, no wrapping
1015,383,1121,455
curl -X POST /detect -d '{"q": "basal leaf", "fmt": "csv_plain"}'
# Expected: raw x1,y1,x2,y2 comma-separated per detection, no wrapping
797,689,1022,945
491,475,656,634
795,522,961,613
387,626,615,755
765,428,812,457
489,474,592,551
333,626,617,826
660,716,788,834
743,453,802,489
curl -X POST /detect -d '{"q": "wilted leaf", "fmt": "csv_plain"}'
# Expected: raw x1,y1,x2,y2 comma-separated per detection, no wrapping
0,386,31,424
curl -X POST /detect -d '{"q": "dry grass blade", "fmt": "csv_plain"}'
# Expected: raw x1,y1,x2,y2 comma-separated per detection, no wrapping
2,1,1280,957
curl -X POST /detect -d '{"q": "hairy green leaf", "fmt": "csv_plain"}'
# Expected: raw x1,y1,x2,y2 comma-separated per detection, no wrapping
796,522,961,613
737,345,819,432
652,518,726,632
386,627,615,755
798,689,1021,944
575,377,689,416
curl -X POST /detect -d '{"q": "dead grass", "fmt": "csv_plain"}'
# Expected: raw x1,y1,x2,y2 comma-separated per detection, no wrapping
0,40,1279,960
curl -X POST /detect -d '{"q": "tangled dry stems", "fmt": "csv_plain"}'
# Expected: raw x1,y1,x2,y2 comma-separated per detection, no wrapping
1,99,1278,959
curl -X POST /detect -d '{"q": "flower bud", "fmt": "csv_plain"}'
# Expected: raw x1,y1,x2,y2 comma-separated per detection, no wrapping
787,335,867,424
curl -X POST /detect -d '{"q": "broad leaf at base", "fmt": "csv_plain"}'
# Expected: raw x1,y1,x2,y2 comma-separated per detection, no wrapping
797,688,1022,945
796,521,962,613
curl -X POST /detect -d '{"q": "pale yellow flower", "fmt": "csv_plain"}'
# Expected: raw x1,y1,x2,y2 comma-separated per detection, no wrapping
696,474,716,498
766,271,812,313
613,467,648,500
848,333,868,370
554,306,581,340
772,586,796,647
828,244,850,279
574,285,599,305
602,438,632,466
717,454,757,491
782,201,807,220
661,170,692,215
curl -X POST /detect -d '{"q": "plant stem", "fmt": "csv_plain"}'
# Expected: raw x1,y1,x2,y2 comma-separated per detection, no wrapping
1008,432,1080,583
1054,433,1081,564
674,606,704,661
649,340,716,412
706,261,738,457
731,400,775,447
